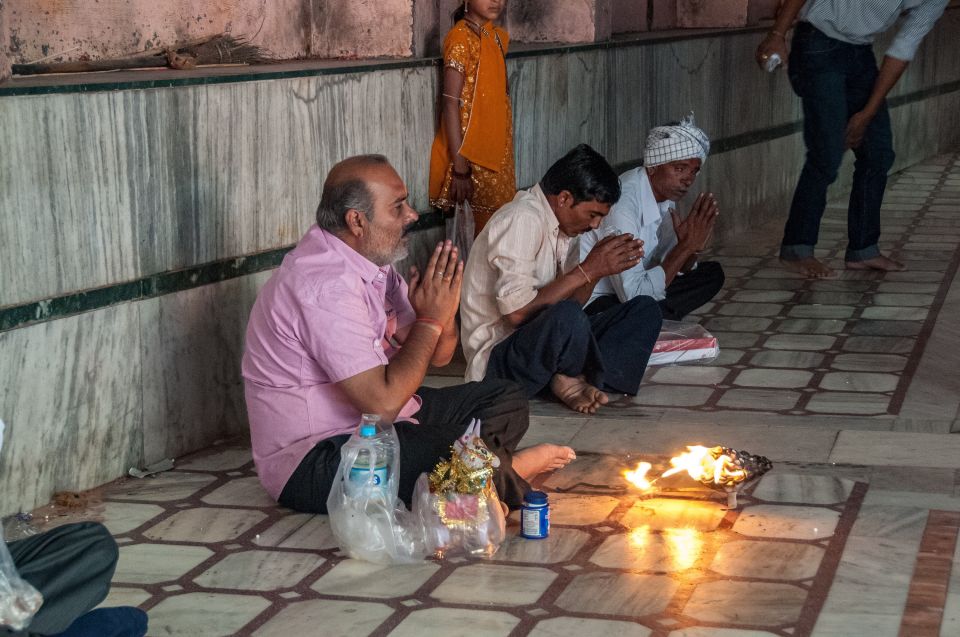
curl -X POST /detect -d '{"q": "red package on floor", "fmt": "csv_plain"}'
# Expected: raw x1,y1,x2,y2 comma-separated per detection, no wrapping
648,320,719,366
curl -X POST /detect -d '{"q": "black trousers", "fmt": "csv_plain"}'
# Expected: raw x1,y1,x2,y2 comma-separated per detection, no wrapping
279,379,531,513
3,523,118,636
485,296,662,397
585,261,724,321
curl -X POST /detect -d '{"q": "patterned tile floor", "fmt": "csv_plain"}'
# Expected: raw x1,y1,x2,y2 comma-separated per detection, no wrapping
19,154,960,636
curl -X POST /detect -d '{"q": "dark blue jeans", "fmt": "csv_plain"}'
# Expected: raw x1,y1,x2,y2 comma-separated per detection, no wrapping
781,22,895,263
485,297,662,397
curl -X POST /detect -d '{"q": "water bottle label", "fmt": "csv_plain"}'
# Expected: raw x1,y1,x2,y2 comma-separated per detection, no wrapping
349,465,389,489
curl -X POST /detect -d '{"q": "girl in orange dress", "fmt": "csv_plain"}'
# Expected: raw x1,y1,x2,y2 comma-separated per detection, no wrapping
429,0,516,235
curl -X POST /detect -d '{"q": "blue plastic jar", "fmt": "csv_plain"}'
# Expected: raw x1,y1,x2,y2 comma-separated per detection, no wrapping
520,491,549,539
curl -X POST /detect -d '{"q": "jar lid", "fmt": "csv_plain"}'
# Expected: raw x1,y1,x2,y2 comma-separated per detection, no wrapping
524,490,548,505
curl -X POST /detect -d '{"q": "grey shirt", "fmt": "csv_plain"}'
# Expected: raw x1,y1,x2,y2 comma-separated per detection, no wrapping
799,0,948,60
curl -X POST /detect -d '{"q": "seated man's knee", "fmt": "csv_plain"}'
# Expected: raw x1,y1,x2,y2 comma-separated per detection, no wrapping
546,299,591,331
702,261,725,293
624,295,663,322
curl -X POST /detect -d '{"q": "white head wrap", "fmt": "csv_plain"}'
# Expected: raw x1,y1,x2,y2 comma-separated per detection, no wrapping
642,112,710,168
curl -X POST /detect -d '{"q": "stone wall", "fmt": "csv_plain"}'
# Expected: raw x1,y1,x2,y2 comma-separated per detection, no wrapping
0,7,959,514
0,0,788,71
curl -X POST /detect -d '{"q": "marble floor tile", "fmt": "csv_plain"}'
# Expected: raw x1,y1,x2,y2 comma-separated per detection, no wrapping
808,279,874,292
545,493,621,525
710,540,824,579
734,369,812,388
177,447,253,472
849,504,928,543
841,335,915,354
733,505,839,540
494,528,590,563
590,527,707,572
819,372,899,392
764,334,837,351
861,306,929,321
519,417,588,448
752,473,854,505
555,572,677,617
883,270,943,282
798,291,864,305
778,318,848,334
713,348,745,365
144,507,266,543
529,617,652,637
730,290,796,303
201,477,275,508
651,366,730,385
668,629,778,637
389,608,518,637
740,279,807,291
541,454,632,491
310,560,440,598
621,498,727,532
193,549,324,591
96,587,152,610
876,282,940,294
148,592,272,636
721,266,752,278
253,513,339,550
716,302,784,317
430,563,555,606
811,611,906,637
254,599,394,636
717,388,799,410
684,581,807,625
788,304,856,319
750,350,825,368
114,543,213,584
103,472,216,502
707,331,760,348
805,392,891,415
830,431,960,468
831,353,907,372
99,501,166,535
704,317,774,332
631,384,715,407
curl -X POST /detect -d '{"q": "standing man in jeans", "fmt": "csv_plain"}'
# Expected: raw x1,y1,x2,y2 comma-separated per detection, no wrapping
757,0,948,279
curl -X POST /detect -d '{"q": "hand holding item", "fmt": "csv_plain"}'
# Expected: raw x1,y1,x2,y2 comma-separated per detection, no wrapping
845,110,874,149
449,157,475,204
755,31,789,71
581,233,645,279
408,241,463,328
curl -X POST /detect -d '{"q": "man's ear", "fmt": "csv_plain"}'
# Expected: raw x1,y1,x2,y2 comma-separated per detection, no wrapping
558,189,574,208
345,209,366,237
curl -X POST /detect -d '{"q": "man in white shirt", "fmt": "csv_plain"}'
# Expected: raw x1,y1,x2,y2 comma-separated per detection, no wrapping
461,145,663,414
756,0,948,278
580,115,723,320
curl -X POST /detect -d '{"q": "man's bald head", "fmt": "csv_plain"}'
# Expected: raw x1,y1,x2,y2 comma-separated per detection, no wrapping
315,154,392,233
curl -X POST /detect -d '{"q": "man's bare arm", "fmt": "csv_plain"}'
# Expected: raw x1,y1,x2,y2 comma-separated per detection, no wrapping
845,56,908,148
755,0,808,68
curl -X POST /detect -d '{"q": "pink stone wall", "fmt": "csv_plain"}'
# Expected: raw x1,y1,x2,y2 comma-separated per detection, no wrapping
612,0,649,34
748,0,782,25
313,0,414,58
677,0,749,28
0,0,9,81
507,0,612,44
650,0,678,30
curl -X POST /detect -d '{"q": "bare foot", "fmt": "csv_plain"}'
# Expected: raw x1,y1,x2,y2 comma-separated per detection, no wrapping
780,257,836,279
550,373,609,414
845,255,905,272
513,444,577,480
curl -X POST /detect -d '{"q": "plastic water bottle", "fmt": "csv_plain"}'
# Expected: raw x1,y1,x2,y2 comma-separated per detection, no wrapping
765,53,783,72
346,414,397,500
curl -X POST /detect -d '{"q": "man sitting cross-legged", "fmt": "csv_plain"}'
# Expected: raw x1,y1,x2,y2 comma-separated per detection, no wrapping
581,114,724,320
460,144,663,415
242,155,574,514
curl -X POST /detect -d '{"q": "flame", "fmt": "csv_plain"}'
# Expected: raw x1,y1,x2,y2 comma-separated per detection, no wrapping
661,445,747,486
624,461,654,490
628,525,650,549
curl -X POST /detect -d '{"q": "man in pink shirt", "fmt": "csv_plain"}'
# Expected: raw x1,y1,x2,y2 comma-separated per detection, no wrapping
242,155,574,513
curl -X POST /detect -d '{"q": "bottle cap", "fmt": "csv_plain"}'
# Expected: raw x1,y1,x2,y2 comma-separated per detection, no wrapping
359,413,380,438
524,490,548,505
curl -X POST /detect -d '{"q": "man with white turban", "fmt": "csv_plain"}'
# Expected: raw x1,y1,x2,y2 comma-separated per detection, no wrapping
580,114,723,320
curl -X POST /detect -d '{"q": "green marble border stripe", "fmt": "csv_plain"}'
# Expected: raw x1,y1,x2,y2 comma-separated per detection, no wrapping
2,76,959,333
0,247,290,332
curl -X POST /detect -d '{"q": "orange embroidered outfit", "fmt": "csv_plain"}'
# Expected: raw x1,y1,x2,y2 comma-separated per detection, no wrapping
429,20,517,234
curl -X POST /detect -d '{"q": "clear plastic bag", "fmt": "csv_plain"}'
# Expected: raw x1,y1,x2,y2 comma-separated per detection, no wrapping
0,419,45,631
411,419,506,559
648,320,719,366
445,200,475,260
326,419,424,564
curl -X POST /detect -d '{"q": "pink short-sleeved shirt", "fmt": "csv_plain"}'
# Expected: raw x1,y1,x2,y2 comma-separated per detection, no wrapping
242,226,420,500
